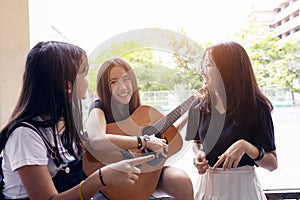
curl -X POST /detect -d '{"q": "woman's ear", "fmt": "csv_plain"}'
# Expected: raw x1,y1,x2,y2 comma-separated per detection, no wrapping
67,81,73,94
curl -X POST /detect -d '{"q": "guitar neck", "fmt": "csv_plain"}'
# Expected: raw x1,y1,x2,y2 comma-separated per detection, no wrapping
153,95,195,137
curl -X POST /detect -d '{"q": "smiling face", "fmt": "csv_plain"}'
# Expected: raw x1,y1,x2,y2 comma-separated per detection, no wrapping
109,65,133,105
201,51,220,91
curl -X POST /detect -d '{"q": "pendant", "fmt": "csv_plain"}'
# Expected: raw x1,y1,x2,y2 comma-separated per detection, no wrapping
64,167,70,173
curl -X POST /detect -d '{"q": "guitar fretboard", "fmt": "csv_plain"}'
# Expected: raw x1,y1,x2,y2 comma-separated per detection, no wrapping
152,95,196,137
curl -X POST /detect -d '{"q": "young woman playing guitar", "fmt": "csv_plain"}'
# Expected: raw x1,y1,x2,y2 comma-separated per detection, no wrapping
83,57,194,200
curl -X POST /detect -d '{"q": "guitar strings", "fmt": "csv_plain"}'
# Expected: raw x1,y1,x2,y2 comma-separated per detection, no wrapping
145,96,195,137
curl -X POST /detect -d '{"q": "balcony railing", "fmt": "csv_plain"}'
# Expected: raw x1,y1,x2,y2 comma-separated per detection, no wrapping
264,188,300,199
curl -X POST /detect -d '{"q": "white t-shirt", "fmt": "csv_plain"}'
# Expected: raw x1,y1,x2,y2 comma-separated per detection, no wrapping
2,123,76,199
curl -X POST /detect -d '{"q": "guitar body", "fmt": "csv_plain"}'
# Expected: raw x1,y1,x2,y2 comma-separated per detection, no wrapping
83,105,183,200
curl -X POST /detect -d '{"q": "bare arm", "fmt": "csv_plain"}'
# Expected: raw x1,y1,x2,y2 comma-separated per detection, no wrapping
17,155,155,200
85,108,139,151
192,140,202,155
85,108,167,154
243,140,277,171
192,140,209,174
213,139,277,171
174,113,188,132
17,164,104,200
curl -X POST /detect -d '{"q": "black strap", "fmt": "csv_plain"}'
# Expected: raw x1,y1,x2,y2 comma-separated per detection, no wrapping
0,121,64,199
0,122,63,168
18,122,63,167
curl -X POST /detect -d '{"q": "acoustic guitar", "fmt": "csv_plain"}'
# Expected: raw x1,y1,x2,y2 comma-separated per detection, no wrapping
83,90,202,200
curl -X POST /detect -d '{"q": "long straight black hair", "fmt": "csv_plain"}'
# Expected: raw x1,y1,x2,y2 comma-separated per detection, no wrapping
201,41,273,124
0,41,89,159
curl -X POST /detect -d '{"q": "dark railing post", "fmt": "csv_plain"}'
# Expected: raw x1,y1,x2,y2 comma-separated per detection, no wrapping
264,188,300,199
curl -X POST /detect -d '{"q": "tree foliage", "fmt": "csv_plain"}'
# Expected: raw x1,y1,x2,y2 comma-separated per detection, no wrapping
233,20,300,101
88,30,205,95
87,24,300,104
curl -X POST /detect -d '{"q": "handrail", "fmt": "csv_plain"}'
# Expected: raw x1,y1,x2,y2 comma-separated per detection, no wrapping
264,188,300,199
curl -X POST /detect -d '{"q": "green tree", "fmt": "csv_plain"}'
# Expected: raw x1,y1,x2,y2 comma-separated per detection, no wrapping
164,30,205,91
233,20,300,104
87,40,144,93
88,29,205,95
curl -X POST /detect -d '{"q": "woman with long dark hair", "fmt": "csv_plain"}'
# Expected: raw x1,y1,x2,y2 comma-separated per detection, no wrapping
186,41,277,199
85,57,194,200
0,41,154,200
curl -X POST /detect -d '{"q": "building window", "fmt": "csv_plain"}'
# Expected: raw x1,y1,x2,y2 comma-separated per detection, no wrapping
277,21,282,27
291,10,299,18
274,7,281,13
282,2,289,9
285,31,291,36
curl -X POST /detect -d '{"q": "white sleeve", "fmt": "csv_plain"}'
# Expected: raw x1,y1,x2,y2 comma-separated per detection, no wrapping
5,126,49,171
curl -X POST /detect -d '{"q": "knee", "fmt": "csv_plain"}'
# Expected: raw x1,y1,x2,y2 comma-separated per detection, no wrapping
174,170,192,185
160,167,194,199
162,167,192,187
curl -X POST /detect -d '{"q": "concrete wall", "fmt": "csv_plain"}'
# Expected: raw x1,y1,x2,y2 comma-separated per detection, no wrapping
0,0,30,128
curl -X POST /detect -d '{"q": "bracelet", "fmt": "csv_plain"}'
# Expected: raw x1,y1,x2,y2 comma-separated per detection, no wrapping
254,146,265,162
99,168,107,186
79,180,84,200
143,135,150,150
136,136,143,149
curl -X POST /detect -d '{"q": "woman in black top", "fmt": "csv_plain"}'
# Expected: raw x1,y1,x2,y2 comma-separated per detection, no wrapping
85,57,194,200
185,41,277,200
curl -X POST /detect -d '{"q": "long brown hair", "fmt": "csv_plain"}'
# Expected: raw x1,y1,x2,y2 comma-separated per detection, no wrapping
96,57,141,122
204,41,273,123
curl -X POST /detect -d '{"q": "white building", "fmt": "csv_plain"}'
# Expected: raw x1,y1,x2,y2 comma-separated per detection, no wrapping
249,0,300,43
